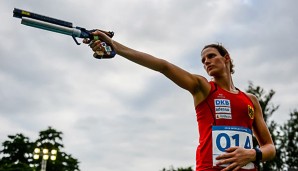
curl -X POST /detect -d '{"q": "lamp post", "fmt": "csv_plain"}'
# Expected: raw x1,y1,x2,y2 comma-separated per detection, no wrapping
33,147,57,171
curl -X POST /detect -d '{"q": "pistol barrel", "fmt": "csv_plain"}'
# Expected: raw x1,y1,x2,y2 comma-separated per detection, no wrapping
21,17,81,37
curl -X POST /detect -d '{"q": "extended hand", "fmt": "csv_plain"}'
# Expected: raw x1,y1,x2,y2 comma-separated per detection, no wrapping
216,147,255,171
83,30,116,58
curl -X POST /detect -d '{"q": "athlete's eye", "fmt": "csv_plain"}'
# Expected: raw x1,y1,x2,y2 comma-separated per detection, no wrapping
201,58,206,64
207,53,216,59
202,53,216,64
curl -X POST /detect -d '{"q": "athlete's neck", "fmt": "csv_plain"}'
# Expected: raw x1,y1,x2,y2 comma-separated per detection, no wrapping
212,74,237,93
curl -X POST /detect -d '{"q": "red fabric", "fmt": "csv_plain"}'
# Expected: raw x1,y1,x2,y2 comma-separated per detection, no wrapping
195,82,256,171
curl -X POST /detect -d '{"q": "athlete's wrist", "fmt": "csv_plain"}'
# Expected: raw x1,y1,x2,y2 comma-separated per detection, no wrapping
247,148,256,162
253,147,262,166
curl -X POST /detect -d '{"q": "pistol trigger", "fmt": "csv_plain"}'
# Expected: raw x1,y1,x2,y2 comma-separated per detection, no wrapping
108,31,114,38
72,35,80,45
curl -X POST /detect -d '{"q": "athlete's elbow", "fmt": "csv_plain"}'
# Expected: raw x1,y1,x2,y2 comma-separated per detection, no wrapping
262,144,276,161
270,144,276,160
158,59,173,74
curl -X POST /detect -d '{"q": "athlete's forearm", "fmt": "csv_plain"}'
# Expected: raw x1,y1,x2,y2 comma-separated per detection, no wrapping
112,40,206,95
113,40,168,73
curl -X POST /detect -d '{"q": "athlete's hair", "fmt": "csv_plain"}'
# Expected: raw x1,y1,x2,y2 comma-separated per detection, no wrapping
201,43,235,74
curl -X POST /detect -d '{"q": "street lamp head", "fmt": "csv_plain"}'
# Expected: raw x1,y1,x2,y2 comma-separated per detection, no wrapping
51,149,57,155
50,155,57,161
33,154,40,160
43,154,49,160
33,147,57,161
43,148,49,154
34,148,40,154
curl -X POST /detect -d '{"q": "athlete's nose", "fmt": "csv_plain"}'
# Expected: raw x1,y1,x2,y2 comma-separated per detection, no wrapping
204,57,211,66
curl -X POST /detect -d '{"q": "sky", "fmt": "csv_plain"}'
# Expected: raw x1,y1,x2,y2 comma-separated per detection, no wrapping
1,0,297,170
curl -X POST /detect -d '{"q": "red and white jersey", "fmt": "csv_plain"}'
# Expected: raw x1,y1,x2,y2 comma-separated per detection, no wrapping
195,81,256,171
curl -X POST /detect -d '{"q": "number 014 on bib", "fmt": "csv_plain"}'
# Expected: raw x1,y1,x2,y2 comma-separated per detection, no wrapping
212,126,255,169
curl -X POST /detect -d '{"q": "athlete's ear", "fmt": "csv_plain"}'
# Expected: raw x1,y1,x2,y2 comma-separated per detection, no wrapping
224,54,231,63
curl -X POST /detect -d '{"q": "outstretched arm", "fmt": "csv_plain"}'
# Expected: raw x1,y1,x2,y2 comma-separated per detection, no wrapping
85,30,210,100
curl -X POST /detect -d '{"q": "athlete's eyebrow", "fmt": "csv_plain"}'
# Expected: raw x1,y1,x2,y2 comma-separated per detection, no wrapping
206,53,216,58
201,53,216,64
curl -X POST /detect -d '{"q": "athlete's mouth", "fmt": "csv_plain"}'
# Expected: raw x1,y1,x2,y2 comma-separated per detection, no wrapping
207,66,213,72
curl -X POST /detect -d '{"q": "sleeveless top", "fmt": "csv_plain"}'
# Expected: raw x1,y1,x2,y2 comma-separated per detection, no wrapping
195,81,256,171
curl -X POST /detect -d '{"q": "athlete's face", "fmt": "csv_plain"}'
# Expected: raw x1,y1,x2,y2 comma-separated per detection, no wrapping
201,47,229,77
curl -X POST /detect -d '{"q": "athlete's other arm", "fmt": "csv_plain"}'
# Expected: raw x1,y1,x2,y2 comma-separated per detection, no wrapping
85,30,210,102
249,93,276,161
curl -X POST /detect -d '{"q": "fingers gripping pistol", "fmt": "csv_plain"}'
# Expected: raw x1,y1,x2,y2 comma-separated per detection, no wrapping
13,8,116,59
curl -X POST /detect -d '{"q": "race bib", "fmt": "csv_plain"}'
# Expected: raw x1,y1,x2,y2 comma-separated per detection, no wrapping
212,126,255,169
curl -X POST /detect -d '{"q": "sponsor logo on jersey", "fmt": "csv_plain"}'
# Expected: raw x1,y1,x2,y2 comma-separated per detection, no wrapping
216,114,232,119
215,99,230,106
215,107,231,113
214,99,232,119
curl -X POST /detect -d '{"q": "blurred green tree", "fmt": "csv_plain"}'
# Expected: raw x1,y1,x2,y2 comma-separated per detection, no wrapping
161,165,193,171
280,110,298,170
0,126,80,171
0,134,33,171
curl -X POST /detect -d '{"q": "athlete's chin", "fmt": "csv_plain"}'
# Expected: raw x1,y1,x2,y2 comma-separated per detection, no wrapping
208,71,217,77
208,69,223,77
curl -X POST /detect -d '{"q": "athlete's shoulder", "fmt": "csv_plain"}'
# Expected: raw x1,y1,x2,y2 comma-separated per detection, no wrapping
192,75,212,105
193,74,208,82
193,74,210,90
244,92,259,106
245,92,257,100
